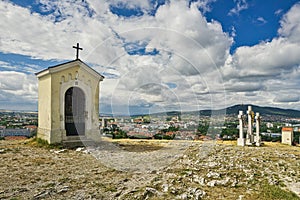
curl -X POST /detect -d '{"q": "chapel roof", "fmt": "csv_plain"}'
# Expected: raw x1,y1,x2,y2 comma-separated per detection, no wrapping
35,59,104,80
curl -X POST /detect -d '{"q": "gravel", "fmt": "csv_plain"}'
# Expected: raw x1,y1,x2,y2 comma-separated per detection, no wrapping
0,139,299,199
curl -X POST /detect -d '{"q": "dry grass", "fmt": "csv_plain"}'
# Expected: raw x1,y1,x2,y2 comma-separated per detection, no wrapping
0,138,299,199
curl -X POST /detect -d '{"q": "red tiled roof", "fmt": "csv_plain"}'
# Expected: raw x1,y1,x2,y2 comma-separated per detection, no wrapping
282,127,293,131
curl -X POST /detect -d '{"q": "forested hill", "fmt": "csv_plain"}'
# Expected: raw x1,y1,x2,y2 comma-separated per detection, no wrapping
197,104,300,118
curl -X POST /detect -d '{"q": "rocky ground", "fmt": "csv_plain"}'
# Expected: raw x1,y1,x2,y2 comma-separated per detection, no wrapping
0,138,300,200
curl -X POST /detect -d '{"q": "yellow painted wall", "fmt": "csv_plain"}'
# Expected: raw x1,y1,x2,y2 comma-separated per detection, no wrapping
38,74,51,128
37,74,51,142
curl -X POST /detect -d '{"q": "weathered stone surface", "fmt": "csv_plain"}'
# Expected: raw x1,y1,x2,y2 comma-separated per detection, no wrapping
206,171,220,179
193,175,206,186
162,183,169,192
1,139,300,199
143,187,161,199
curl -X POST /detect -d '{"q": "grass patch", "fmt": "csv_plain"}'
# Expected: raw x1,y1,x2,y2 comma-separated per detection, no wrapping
27,137,63,149
253,183,300,200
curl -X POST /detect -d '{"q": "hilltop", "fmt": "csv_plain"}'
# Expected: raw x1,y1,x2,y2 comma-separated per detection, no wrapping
225,104,300,117
0,139,299,199
146,104,300,118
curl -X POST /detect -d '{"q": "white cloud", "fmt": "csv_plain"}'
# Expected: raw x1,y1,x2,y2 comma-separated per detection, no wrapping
0,71,38,110
225,80,265,92
194,0,217,13
0,0,115,61
256,17,267,25
229,0,248,16
275,9,283,16
278,2,300,42
1,0,300,112
223,3,300,79
83,0,231,113
221,2,300,110
0,71,37,96
274,94,299,103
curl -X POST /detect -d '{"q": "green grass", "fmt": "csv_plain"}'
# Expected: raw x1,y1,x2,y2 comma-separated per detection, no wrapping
254,183,300,200
28,137,63,149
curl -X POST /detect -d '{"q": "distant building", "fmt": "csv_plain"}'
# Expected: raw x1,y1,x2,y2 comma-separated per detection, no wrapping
261,132,281,138
0,129,30,137
281,127,294,145
24,125,37,132
266,122,273,128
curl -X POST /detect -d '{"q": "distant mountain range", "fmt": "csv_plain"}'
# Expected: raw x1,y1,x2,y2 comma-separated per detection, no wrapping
150,104,300,118
0,109,37,114
2,105,299,118
224,104,300,117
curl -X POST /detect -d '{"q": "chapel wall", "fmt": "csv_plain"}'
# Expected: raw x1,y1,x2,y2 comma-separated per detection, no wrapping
37,75,52,143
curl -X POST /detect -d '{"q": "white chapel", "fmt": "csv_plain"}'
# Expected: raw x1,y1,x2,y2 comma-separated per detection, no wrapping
35,44,104,144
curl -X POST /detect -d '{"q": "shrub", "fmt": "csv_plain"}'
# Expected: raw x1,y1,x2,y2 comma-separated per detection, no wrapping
112,130,128,139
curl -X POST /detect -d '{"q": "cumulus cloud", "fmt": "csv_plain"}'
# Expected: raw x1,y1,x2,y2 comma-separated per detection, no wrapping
274,94,299,103
0,0,300,112
82,0,231,113
0,0,115,61
223,3,300,78
0,71,37,96
225,80,265,92
278,2,300,42
221,2,300,109
0,71,38,110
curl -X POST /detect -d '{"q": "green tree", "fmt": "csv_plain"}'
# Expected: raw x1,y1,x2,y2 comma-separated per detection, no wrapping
220,128,238,139
197,124,209,135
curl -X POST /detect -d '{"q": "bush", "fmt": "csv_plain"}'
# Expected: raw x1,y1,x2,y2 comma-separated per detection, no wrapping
128,135,152,139
112,130,128,139
153,134,175,140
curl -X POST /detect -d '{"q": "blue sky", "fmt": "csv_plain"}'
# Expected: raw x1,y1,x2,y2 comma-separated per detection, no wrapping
205,0,300,51
0,0,300,114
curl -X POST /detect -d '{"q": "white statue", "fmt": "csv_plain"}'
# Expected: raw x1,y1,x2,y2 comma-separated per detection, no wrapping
237,106,261,146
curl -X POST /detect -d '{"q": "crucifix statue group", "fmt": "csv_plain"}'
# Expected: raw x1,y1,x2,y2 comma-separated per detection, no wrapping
237,105,262,146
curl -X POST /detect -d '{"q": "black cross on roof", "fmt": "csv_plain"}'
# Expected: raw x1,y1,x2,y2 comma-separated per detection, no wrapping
73,43,83,60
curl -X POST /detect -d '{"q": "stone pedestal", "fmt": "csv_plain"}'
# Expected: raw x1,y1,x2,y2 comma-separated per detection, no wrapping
254,136,261,146
246,137,253,146
237,138,245,146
